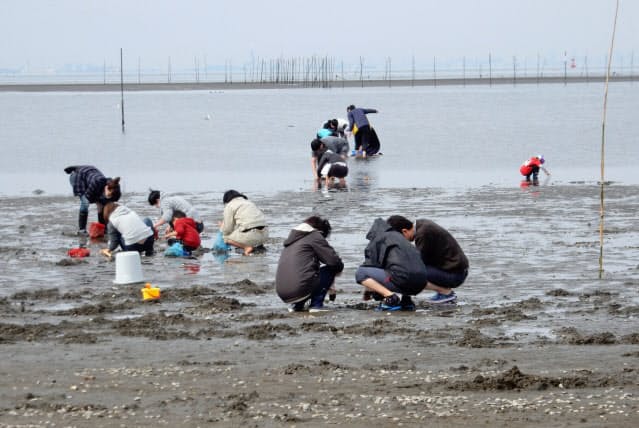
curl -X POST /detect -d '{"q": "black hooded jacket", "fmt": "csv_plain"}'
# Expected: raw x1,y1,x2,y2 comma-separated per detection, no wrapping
363,218,427,294
275,223,343,303
415,219,469,273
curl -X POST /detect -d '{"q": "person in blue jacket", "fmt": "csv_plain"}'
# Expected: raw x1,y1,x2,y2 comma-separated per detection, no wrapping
346,105,378,156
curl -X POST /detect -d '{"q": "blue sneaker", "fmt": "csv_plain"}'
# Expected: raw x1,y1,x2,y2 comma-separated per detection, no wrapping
429,291,457,304
376,294,402,311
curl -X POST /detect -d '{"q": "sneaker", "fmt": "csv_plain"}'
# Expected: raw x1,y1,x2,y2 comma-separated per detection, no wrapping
288,302,307,313
376,294,402,311
309,305,331,313
428,291,457,304
400,295,416,311
77,229,88,236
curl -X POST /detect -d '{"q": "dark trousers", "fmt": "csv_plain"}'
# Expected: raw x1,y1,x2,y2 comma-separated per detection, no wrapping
117,218,155,256
525,166,540,182
354,125,372,151
292,266,337,309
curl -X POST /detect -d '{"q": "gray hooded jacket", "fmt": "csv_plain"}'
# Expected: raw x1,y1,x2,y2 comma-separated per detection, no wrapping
275,223,343,303
363,218,427,294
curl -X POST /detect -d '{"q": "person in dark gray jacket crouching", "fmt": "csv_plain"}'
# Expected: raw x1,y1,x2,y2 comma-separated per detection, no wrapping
276,216,344,313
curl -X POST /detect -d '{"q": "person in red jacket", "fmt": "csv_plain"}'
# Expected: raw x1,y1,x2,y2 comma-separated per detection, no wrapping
520,154,550,184
165,210,201,252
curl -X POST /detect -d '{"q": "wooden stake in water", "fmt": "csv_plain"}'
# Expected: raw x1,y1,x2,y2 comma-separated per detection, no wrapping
599,0,620,279
120,48,125,133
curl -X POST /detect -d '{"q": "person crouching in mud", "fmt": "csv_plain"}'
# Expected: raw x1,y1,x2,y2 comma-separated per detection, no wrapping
276,216,343,313
414,218,469,304
164,210,201,252
355,216,427,311
100,202,155,258
219,190,268,256
65,165,121,235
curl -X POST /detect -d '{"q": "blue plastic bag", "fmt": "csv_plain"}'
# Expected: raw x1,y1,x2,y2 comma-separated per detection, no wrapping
212,231,231,253
165,242,186,257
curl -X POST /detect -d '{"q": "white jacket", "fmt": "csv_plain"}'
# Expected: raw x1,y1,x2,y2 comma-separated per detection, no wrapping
109,205,153,248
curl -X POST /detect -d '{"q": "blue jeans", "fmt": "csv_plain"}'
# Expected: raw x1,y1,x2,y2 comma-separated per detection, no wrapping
69,172,90,214
355,266,402,293
292,266,337,309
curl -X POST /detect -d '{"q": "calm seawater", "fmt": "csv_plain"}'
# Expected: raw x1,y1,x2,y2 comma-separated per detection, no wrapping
1,83,638,197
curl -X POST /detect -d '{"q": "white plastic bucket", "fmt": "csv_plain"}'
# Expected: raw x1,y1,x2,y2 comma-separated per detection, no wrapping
113,251,145,284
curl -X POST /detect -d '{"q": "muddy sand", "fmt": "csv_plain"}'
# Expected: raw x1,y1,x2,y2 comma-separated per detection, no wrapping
0,184,638,427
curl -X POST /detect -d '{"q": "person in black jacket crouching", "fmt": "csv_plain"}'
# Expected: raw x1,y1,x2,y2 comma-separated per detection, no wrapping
355,215,428,312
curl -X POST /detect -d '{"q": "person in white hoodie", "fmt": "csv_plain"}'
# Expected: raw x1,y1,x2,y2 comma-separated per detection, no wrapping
100,202,155,257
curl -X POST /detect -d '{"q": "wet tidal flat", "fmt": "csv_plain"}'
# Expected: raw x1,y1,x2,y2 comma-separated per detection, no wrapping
0,184,638,427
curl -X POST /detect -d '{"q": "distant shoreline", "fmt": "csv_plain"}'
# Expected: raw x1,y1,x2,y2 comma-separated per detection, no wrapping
0,75,635,92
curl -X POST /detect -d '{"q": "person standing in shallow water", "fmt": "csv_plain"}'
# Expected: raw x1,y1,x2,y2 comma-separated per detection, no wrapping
219,190,268,255
520,154,550,184
414,218,469,304
64,165,121,235
275,216,343,313
346,104,378,157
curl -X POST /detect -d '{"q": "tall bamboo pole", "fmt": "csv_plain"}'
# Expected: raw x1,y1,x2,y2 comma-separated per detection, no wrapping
599,0,620,279
120,48,125,133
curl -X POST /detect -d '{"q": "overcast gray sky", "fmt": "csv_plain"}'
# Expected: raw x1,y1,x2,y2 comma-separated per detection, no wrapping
1,0,637,72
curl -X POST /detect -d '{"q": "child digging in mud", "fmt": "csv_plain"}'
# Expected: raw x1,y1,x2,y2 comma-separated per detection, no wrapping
355,215,427,311
164,210,201,252
275,216,343,313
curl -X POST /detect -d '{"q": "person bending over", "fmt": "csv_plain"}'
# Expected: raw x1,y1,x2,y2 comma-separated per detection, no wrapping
100,202,154,258
148,190,204,233
65,165,121,235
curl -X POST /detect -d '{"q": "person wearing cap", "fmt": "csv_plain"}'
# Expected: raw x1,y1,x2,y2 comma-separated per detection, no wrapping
148,190,203,233
520,155,550,184
346,105,378,157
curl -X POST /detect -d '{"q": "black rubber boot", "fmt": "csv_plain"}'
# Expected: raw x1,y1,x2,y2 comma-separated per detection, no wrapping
78,211,88,234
